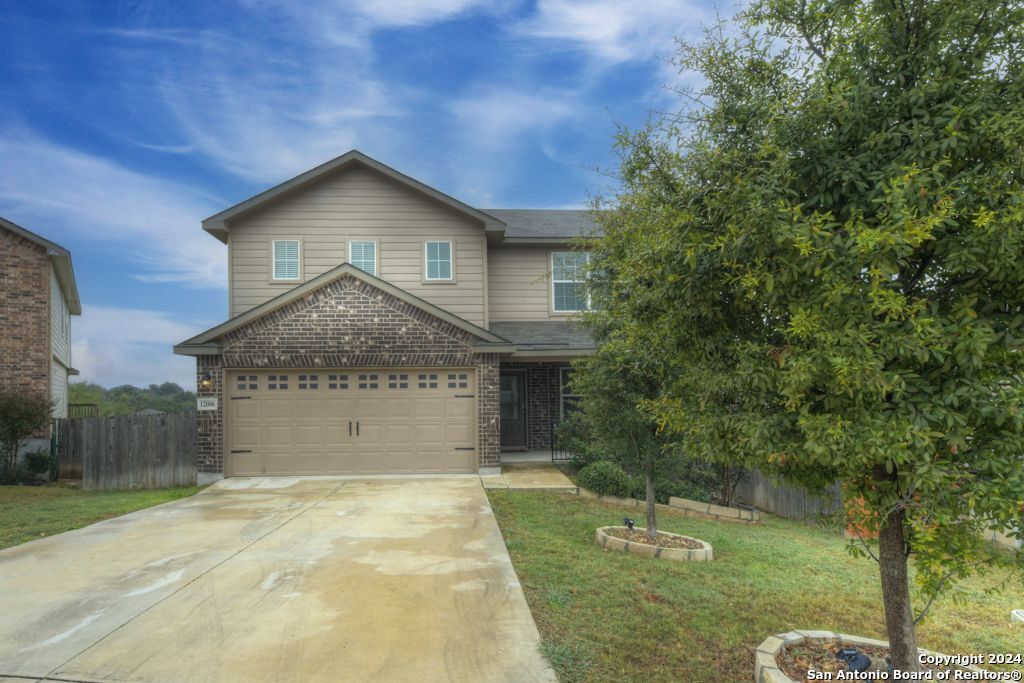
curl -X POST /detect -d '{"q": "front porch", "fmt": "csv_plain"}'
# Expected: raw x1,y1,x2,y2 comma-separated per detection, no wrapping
498,360,576,454
481,461,577,492
500,450,553,464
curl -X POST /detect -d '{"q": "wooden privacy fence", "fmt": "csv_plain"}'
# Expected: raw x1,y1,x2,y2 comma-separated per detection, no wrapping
735,469,842,521
56,411,198,490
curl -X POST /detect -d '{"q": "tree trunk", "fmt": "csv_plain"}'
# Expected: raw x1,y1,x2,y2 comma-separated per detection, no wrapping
878,500,919,673
644,457,657,541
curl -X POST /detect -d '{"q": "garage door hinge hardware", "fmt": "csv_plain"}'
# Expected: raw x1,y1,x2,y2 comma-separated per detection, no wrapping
454,447,476,451
453,394,475,398
230,449,252,453
230,396,251,400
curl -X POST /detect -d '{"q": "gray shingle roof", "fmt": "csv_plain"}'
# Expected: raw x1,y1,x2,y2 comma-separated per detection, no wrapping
489,320,595,349
482,209,602,239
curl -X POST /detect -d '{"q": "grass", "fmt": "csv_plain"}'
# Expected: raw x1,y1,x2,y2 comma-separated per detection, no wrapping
488,491,1024,683
0,484,204,550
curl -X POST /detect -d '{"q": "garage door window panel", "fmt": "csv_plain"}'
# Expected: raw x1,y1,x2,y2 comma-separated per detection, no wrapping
236,375,258,391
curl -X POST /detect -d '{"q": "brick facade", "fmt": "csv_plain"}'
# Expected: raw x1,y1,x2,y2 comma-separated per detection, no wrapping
195,355,224,473
0,226,51,402
475,355,501,469
194,274,500,473
500,361,572,450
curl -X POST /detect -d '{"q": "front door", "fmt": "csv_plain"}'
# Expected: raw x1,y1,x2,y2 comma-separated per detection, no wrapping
499,372,527,450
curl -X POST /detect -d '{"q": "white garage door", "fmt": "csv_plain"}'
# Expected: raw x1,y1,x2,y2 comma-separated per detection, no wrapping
226,369,477,476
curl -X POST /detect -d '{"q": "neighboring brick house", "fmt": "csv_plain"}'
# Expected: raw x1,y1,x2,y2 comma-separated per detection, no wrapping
175,151,597,481
0,217,82,441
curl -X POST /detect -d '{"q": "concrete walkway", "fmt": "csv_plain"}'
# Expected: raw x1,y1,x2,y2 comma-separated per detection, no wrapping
0,477,555,683
482,462,577,492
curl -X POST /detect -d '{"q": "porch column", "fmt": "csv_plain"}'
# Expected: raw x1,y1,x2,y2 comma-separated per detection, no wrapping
475,353,501,474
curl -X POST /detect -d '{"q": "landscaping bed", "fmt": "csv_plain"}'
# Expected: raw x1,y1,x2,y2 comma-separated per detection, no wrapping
0,484,203,549
487,490,1024,683
769,634,977,681
604,526,705,549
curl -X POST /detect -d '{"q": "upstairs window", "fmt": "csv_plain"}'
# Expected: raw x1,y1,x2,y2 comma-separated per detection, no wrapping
551,252,590,312
424,241,453,281
349,241,377,276
272,240,300,281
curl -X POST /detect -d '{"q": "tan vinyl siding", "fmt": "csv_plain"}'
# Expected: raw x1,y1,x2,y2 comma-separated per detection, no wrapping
487,245,553,320
50,268,71,367
50,359,67,418
229,167,486,325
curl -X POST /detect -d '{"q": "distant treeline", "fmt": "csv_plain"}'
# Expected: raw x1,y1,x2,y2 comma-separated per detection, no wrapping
68,382,196,416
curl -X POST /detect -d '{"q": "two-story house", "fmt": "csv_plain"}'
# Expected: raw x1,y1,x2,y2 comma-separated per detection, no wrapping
175,151,597,481
0,217,82,443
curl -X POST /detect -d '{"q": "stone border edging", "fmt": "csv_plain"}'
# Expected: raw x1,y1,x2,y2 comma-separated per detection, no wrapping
595,526,713,561
571,487,760,525
755,631,986,683
668,496,760,523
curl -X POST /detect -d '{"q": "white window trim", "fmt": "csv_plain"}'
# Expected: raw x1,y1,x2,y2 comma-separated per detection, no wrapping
551,251,590,313
559,367,581,419
271,239,302,282
423,240,455,283
348,240,378,276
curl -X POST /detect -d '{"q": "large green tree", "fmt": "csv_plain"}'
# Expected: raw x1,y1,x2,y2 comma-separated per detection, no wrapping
597,0,1024,670
69,382,196,416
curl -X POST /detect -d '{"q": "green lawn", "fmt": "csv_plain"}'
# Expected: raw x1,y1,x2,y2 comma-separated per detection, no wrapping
488,491,1024,683
0,484,204,550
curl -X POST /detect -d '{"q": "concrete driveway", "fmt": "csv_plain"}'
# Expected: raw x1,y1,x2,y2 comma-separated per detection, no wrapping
0,477,556,683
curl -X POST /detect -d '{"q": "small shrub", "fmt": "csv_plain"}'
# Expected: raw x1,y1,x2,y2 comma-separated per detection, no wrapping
554,415,607,472
23,450,52,478
577,461,633,498
0,391,52,484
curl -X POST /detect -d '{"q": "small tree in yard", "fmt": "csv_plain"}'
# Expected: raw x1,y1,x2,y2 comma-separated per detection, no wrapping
567,337,669,541
0,390,53,484
599,0,1024,672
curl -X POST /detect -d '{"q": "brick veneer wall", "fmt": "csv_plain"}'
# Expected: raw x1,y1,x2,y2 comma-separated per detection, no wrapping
0,227,51,401
501,361,572,450
476,354,500,469
195,275,500,473
195,355,223,473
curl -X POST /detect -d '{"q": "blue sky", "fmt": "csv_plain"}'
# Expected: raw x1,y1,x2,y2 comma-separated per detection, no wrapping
0,0,718,389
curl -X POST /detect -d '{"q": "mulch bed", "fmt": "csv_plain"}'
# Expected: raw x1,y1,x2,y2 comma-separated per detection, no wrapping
777,638,966,682
604,527,704,549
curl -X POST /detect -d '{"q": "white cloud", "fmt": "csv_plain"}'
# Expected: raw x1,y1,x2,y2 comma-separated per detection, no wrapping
0,130,225,287
71,306,206,389
135,23,410,184
451,89,576,143
446,87,580,203
518,0,709,63
71,305,205,387
345,0,498,27
240,0,504,33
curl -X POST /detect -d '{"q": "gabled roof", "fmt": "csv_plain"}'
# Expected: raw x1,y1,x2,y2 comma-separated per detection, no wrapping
482,209,602,240
202,150,508,243
174,262,509,355
0,217,81,315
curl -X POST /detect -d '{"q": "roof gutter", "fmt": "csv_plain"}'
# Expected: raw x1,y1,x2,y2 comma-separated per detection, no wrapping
173,343,222,356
